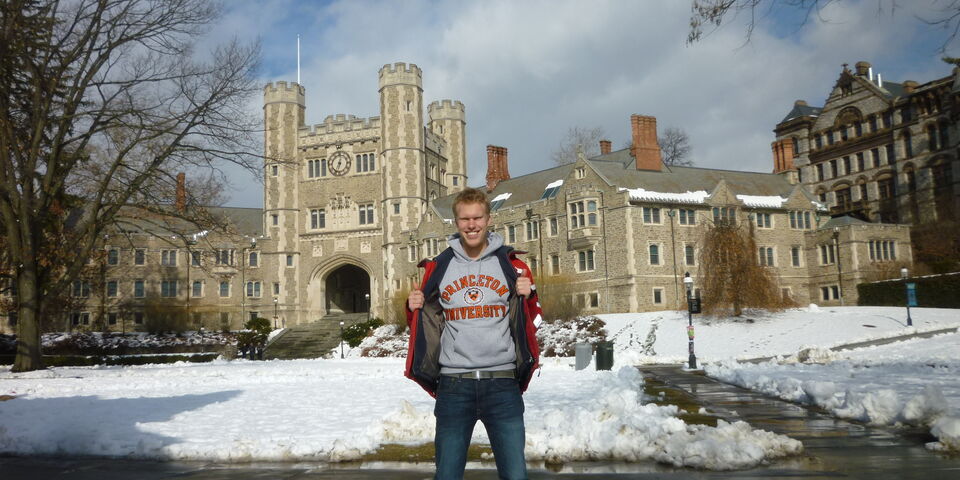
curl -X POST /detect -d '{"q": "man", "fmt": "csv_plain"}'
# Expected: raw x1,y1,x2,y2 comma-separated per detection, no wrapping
406,187,542,480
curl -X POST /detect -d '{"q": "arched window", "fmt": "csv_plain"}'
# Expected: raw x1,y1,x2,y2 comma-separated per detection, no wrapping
928,125,939,151
834,185,852,210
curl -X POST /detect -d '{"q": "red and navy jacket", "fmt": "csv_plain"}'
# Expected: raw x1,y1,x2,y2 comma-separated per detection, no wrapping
405,245,542,397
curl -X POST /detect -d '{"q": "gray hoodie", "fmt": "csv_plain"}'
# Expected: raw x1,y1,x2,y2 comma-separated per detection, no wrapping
437,232,516,374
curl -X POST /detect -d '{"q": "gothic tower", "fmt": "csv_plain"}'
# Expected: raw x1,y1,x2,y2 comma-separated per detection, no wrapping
379,63,425,290
428,100,467,193
263,81,305,319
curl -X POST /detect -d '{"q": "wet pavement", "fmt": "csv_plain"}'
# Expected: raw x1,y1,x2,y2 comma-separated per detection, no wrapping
640,365,960,480
2,365,959,479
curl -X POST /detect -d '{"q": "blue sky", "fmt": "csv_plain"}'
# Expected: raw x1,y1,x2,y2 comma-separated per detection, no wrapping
206,0,958,208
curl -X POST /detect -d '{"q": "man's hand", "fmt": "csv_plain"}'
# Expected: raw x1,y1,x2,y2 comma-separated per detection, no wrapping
516,276,532,298
408,289,424,310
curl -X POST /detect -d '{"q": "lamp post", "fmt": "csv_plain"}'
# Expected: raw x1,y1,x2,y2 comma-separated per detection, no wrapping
339,320,345,359
684,272,697,370
832,228,844,305
240,237,256,326
901,267,913,327
273,297,279,329
364,293,371,322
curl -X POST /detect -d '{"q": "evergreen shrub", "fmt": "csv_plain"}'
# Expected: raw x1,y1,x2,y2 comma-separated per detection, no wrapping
343,317,384,347
857,272,960,308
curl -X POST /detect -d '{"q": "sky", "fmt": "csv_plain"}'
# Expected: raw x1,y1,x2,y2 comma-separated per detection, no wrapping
205,0,960,208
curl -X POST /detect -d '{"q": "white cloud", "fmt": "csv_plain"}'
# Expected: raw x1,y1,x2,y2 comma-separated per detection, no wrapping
213,0,954,207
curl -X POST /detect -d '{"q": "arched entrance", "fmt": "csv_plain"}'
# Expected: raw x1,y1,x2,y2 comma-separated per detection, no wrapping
324,264,371,314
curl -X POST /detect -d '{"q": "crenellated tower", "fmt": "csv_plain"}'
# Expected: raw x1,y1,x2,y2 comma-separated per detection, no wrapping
263,81,305,227
379,63,425,287
428,99,467,193
263,81,305,312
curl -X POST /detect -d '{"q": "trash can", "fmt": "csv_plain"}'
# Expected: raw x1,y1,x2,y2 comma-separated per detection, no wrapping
595,341,614,371
574,343,592,370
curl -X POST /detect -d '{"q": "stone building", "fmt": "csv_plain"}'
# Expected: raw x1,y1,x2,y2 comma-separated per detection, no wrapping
414,114,911,314
1,62,921,335
247,61,467,327
772,61,959,226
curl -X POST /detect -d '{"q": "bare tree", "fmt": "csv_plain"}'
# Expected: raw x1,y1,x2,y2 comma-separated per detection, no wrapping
688,0,960,51
659,127,694,167
552,126,606,165
623,126,694,167
0,0,261,372
698,219,791,316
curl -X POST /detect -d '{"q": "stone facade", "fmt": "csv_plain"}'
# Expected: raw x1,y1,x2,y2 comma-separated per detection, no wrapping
414,113,913,315
773,61,959,226
2,62,924,335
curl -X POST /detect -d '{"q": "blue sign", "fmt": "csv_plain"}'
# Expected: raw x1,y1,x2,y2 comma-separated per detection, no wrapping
906,282,918,307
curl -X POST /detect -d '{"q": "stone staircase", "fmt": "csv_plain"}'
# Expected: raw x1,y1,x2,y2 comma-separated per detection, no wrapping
264,312,369,360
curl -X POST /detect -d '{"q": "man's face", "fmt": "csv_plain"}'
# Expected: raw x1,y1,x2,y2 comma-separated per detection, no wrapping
454,201,491,253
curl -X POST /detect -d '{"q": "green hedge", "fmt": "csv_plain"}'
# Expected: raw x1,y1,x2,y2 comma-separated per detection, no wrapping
343,317,384,348
857,273,960,308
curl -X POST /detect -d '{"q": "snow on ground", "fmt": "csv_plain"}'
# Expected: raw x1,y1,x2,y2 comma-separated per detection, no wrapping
0,359,800,470
598,306,960,365
705,332,960,451
596,306,960,451
0,306,957,467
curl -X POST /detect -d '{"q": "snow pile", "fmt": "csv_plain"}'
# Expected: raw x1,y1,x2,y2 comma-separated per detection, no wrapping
624,188,710,205
522,368,801,469
735,195,787,209
377,366,801,469
537,316,607,356
0,359,802,469
340,324,408,358
706,335,960,451
41,331,234,350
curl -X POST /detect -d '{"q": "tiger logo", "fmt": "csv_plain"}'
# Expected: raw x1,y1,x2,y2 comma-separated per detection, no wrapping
464,287,484,305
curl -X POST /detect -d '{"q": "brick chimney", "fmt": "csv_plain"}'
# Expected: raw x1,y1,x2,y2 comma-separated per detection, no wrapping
630,114,662,171
771,139,795,174
175,172,186,213
599,139,611,155
486,145,510,192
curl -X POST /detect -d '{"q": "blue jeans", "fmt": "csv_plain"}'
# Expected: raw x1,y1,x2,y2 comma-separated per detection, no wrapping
434,375,527,480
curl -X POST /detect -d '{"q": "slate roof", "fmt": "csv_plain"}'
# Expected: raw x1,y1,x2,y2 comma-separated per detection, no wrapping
112,205,263,238
434,164,574,220
207,207,264,237
781,103,822,123
589,149,798,198
818,215,871,230
436,148,807,219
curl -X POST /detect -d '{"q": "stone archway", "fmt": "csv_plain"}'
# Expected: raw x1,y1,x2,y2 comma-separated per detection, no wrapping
324,264,371,314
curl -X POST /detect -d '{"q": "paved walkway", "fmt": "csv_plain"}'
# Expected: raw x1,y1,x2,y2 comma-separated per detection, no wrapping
639,365,960,480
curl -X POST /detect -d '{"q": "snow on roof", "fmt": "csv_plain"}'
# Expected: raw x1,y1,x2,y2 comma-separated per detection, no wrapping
736,194,787,209
624,188,710,205
812,200,828,211
491,192,512,202
544,179,563,189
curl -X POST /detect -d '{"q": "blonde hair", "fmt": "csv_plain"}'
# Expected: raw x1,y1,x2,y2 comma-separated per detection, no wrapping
452,187,490,217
